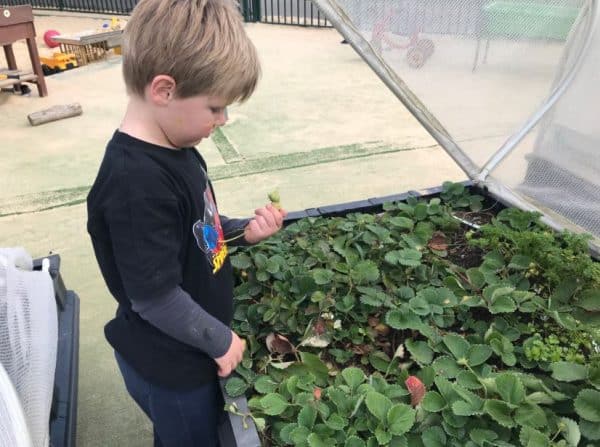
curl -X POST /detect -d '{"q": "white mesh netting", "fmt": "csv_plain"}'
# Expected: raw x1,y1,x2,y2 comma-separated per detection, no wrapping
0,248,58,447
0,363,32,447
314,0,599,249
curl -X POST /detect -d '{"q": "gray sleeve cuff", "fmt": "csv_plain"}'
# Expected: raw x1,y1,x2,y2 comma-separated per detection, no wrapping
130,286,233,358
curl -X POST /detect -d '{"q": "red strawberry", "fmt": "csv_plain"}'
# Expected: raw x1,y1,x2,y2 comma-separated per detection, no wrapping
405,376,426,407
313,387,322,401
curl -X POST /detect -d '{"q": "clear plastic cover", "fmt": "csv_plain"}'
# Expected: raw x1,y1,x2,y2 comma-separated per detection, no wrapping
314,0,599,249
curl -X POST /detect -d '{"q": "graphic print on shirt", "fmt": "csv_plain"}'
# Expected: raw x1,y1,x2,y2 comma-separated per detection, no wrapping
192,187,228,274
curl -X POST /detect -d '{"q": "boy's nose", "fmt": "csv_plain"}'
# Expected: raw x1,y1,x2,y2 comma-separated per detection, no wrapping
216,108,228,127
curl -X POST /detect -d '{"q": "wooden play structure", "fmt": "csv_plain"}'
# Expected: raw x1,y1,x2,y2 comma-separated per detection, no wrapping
0,5,47,96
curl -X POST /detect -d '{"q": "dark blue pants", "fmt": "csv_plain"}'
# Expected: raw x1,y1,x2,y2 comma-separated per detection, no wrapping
115,352,222,447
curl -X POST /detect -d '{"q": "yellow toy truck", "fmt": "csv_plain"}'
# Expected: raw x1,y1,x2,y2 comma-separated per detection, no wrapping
40,52,78,75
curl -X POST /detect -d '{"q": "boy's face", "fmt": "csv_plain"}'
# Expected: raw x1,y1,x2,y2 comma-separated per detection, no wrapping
156,93,229,148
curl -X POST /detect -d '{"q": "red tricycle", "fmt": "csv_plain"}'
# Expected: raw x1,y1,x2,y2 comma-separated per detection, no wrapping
370,11,435,68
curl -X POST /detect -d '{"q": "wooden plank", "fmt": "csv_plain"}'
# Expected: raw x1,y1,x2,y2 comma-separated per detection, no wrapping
0,5,33,27
0,72,36,88
27,103,83,126
52,30,122,46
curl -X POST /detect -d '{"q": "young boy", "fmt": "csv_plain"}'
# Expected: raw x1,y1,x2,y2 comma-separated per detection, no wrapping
86,1,286,445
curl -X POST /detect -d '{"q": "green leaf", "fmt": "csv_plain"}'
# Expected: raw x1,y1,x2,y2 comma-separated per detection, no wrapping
414,203,428,220
369,351,392,373
466,268,486,290
443,334,470,360
279,424,298,444
467,345,493,366
421,426,446,447
496,373,525,405
489,286,515,301
225,377,248,397
416,366,436,388
578,289,600,311
298,405,317,429
279,423,297,443
230,253,252,269
312,268,334,285
514,402,547,428
526,392,554,405
452,400,482,416
508,254,531,270
550,279,579,304
560,417,580,447
489,295,517,314
385,251,403,265
366,391,393,421
256,270,269,282
260,393,289,415
580,419,600,440
432,356,461,378
408,296,431,316
253,417,266,432
484,399,515,428
389,436,408,447
551,362,589,382
405,339,434,365
300,352,329,385
290,425,311,444
351,261,380,284
324,413,347,431
375,427,392,445
451,386,484,416
469,428,498,446
387,403,416,436
385,308,421,330
434,377,459,404
389,216,414,230
254,376,278,394
342,367,366,392
253,253,268,269
345,436,366,447
590,365,600,390
456,371,482,390
266,257,281,274
574,389,600,422
482,251,504,270
307,433,327,447
421,391,446,412
399,248,423,267
519,426,550,447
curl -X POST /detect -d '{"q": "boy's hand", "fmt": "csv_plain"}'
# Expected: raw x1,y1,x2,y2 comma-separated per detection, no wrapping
244,204,287,244
214,331,246,377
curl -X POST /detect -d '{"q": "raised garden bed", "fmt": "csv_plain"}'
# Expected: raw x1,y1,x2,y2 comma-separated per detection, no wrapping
222,182,600,447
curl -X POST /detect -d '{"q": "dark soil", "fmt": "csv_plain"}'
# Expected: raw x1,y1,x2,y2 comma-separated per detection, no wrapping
447,225,484,269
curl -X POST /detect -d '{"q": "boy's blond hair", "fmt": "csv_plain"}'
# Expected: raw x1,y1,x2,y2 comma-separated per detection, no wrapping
123,0,260,103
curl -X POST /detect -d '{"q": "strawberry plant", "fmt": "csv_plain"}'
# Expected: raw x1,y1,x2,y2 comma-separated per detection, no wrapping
226,183,600,446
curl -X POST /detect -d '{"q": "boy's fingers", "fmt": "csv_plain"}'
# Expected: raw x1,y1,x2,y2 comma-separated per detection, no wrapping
255,208,277,228
254,215,268,230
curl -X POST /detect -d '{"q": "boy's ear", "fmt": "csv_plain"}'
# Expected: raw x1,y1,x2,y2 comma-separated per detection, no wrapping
148,75,177,105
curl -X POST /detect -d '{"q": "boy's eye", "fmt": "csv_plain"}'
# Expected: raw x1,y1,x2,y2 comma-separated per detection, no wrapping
210,107,223,114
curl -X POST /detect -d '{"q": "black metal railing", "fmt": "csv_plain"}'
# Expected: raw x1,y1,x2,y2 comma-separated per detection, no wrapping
1,0,331,25
259,0,331,27
1,0,136,14
2,0,484,35
349,0,486,36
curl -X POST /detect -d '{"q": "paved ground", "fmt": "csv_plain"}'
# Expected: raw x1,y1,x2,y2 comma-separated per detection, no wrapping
0,12,476,446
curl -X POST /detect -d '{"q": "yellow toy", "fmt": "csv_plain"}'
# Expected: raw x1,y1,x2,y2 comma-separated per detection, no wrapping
40,52,78,75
